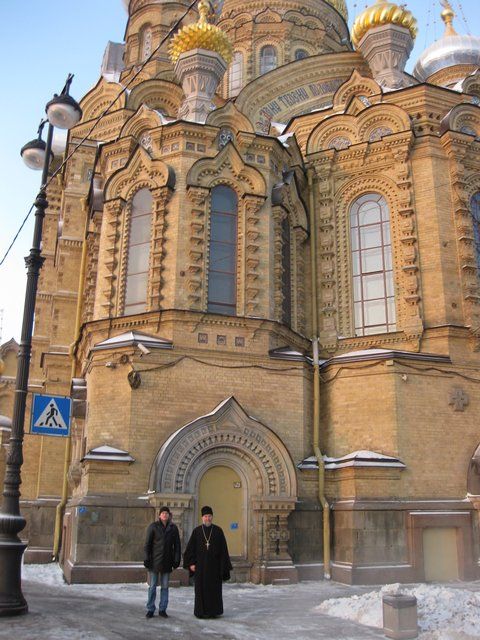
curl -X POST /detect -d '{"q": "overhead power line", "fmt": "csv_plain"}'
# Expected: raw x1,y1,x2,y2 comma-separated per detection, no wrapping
0,0,199,269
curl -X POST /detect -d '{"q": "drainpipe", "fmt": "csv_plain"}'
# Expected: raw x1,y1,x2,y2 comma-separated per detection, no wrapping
52,198,89,560
307,167,331,580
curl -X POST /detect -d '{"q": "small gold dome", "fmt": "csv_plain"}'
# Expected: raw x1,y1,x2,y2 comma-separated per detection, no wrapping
351,0,418,47
169,0,233,65
0,357,4,377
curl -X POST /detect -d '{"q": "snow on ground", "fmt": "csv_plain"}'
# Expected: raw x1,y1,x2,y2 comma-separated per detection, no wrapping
317,583,480,640
22,564,480,640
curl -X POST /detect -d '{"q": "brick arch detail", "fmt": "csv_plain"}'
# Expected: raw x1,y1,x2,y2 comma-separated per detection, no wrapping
149,396,297,499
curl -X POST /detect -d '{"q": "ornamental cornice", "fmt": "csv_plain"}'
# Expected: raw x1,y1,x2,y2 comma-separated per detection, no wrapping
57,238,83,249
332,331,415,355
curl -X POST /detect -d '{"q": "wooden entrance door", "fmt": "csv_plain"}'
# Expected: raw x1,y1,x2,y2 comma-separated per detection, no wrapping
198,465,244,557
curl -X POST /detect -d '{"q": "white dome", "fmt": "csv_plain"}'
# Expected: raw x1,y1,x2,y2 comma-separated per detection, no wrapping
414,33,480,82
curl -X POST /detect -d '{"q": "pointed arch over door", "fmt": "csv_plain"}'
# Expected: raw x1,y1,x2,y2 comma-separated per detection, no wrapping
149,396,297,498
148,397,298,583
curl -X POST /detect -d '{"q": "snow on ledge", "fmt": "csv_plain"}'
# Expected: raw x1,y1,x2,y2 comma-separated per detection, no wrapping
324,450,405,470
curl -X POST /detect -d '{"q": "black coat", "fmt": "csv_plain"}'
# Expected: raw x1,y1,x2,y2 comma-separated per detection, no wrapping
183,524,232,617
144,519,181,574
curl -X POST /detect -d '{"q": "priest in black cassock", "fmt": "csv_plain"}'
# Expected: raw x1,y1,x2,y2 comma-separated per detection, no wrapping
183,505,232,618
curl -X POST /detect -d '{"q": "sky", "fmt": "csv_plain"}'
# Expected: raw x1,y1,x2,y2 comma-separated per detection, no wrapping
0,0,477,344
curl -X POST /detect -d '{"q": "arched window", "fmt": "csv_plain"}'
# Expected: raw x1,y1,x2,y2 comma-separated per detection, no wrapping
471,192,480,272
260,45,277,75
350,193,396,336
141,26,152,61
229,51,243,97
281,217,292,325
125,188,152,315
295,49,308,60
207,185,238,315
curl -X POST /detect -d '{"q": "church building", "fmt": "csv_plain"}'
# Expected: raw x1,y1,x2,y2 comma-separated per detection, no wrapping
1,0,480,585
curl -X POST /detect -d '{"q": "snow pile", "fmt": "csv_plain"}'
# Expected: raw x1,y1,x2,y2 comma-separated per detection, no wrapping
22,562,66,587
317,583,480,640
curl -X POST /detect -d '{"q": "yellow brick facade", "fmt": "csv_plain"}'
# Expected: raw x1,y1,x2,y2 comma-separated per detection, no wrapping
1,0,480,585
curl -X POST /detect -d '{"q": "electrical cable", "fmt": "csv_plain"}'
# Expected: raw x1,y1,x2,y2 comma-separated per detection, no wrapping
0,0,198,268
0,204,35,266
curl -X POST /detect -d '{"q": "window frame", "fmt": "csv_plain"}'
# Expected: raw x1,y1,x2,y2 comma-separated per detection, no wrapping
229,51,243,97
259,45,277,75
207,185,238,316
124,188,153,316
294,49,308,60
349,192,396,336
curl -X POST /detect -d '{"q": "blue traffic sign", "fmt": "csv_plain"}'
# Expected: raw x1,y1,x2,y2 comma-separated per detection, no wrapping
30,394,71,437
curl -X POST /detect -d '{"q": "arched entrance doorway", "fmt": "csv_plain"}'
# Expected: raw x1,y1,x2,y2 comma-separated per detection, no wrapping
148,396,298,583
198,465,245,557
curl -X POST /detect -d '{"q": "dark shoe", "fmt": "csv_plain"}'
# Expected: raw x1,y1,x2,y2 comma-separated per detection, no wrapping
159,611,168,618
146,611,154,619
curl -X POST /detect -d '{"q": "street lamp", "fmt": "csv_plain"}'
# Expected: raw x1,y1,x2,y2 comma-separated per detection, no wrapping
0,74,82,617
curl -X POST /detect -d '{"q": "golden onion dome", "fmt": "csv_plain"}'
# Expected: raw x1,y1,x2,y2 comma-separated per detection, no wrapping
169,0,233,65
351,0,418,47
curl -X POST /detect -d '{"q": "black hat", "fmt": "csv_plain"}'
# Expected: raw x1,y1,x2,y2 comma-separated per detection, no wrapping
159,506,171,515
201,505,213,516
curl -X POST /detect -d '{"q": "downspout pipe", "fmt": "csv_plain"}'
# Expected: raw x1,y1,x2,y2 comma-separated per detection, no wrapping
307,167,331,580
52,198,89,560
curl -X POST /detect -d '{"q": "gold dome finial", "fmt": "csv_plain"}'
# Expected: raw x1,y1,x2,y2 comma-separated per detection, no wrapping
351,0,418,47
169,0,233,65
440,0,458,36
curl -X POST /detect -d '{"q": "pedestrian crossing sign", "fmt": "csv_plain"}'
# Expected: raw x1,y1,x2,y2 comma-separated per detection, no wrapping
30,394,71,437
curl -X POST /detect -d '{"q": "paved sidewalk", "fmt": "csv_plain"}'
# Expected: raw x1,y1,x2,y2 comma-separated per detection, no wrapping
0,577,387,640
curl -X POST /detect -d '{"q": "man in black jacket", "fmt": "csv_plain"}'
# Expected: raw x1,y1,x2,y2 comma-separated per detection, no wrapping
144,506,181,618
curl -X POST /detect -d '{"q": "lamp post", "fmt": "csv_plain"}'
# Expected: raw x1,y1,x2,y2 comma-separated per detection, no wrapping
0,75,82,617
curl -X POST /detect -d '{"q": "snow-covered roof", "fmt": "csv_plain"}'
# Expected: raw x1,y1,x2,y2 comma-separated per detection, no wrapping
298,450,405,470
269,346,307,362
321,348,451,367
92,330,173,351
324,450,405,470
82,444,134,463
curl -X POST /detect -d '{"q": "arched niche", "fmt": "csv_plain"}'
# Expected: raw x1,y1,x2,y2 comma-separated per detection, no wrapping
149,396,298,499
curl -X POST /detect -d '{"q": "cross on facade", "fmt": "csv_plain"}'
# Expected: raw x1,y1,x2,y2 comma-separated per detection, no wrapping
449,388,469,411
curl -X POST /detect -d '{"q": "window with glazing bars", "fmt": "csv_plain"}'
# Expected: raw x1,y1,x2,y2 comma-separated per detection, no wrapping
229,52,243,97
124,188,152,315
260,46,277,75
350,193,396,336
207,185,238,315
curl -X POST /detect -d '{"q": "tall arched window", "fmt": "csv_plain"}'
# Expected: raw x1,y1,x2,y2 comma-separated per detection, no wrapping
471,192,480,272
125,188,152,315
141,26,152,61
260,45,277,75
350,193,396,336
207,185,238,315
229,51,243,97
281,217,292,325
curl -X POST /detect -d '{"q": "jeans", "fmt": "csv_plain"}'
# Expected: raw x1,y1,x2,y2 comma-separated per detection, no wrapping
146,571,170,613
